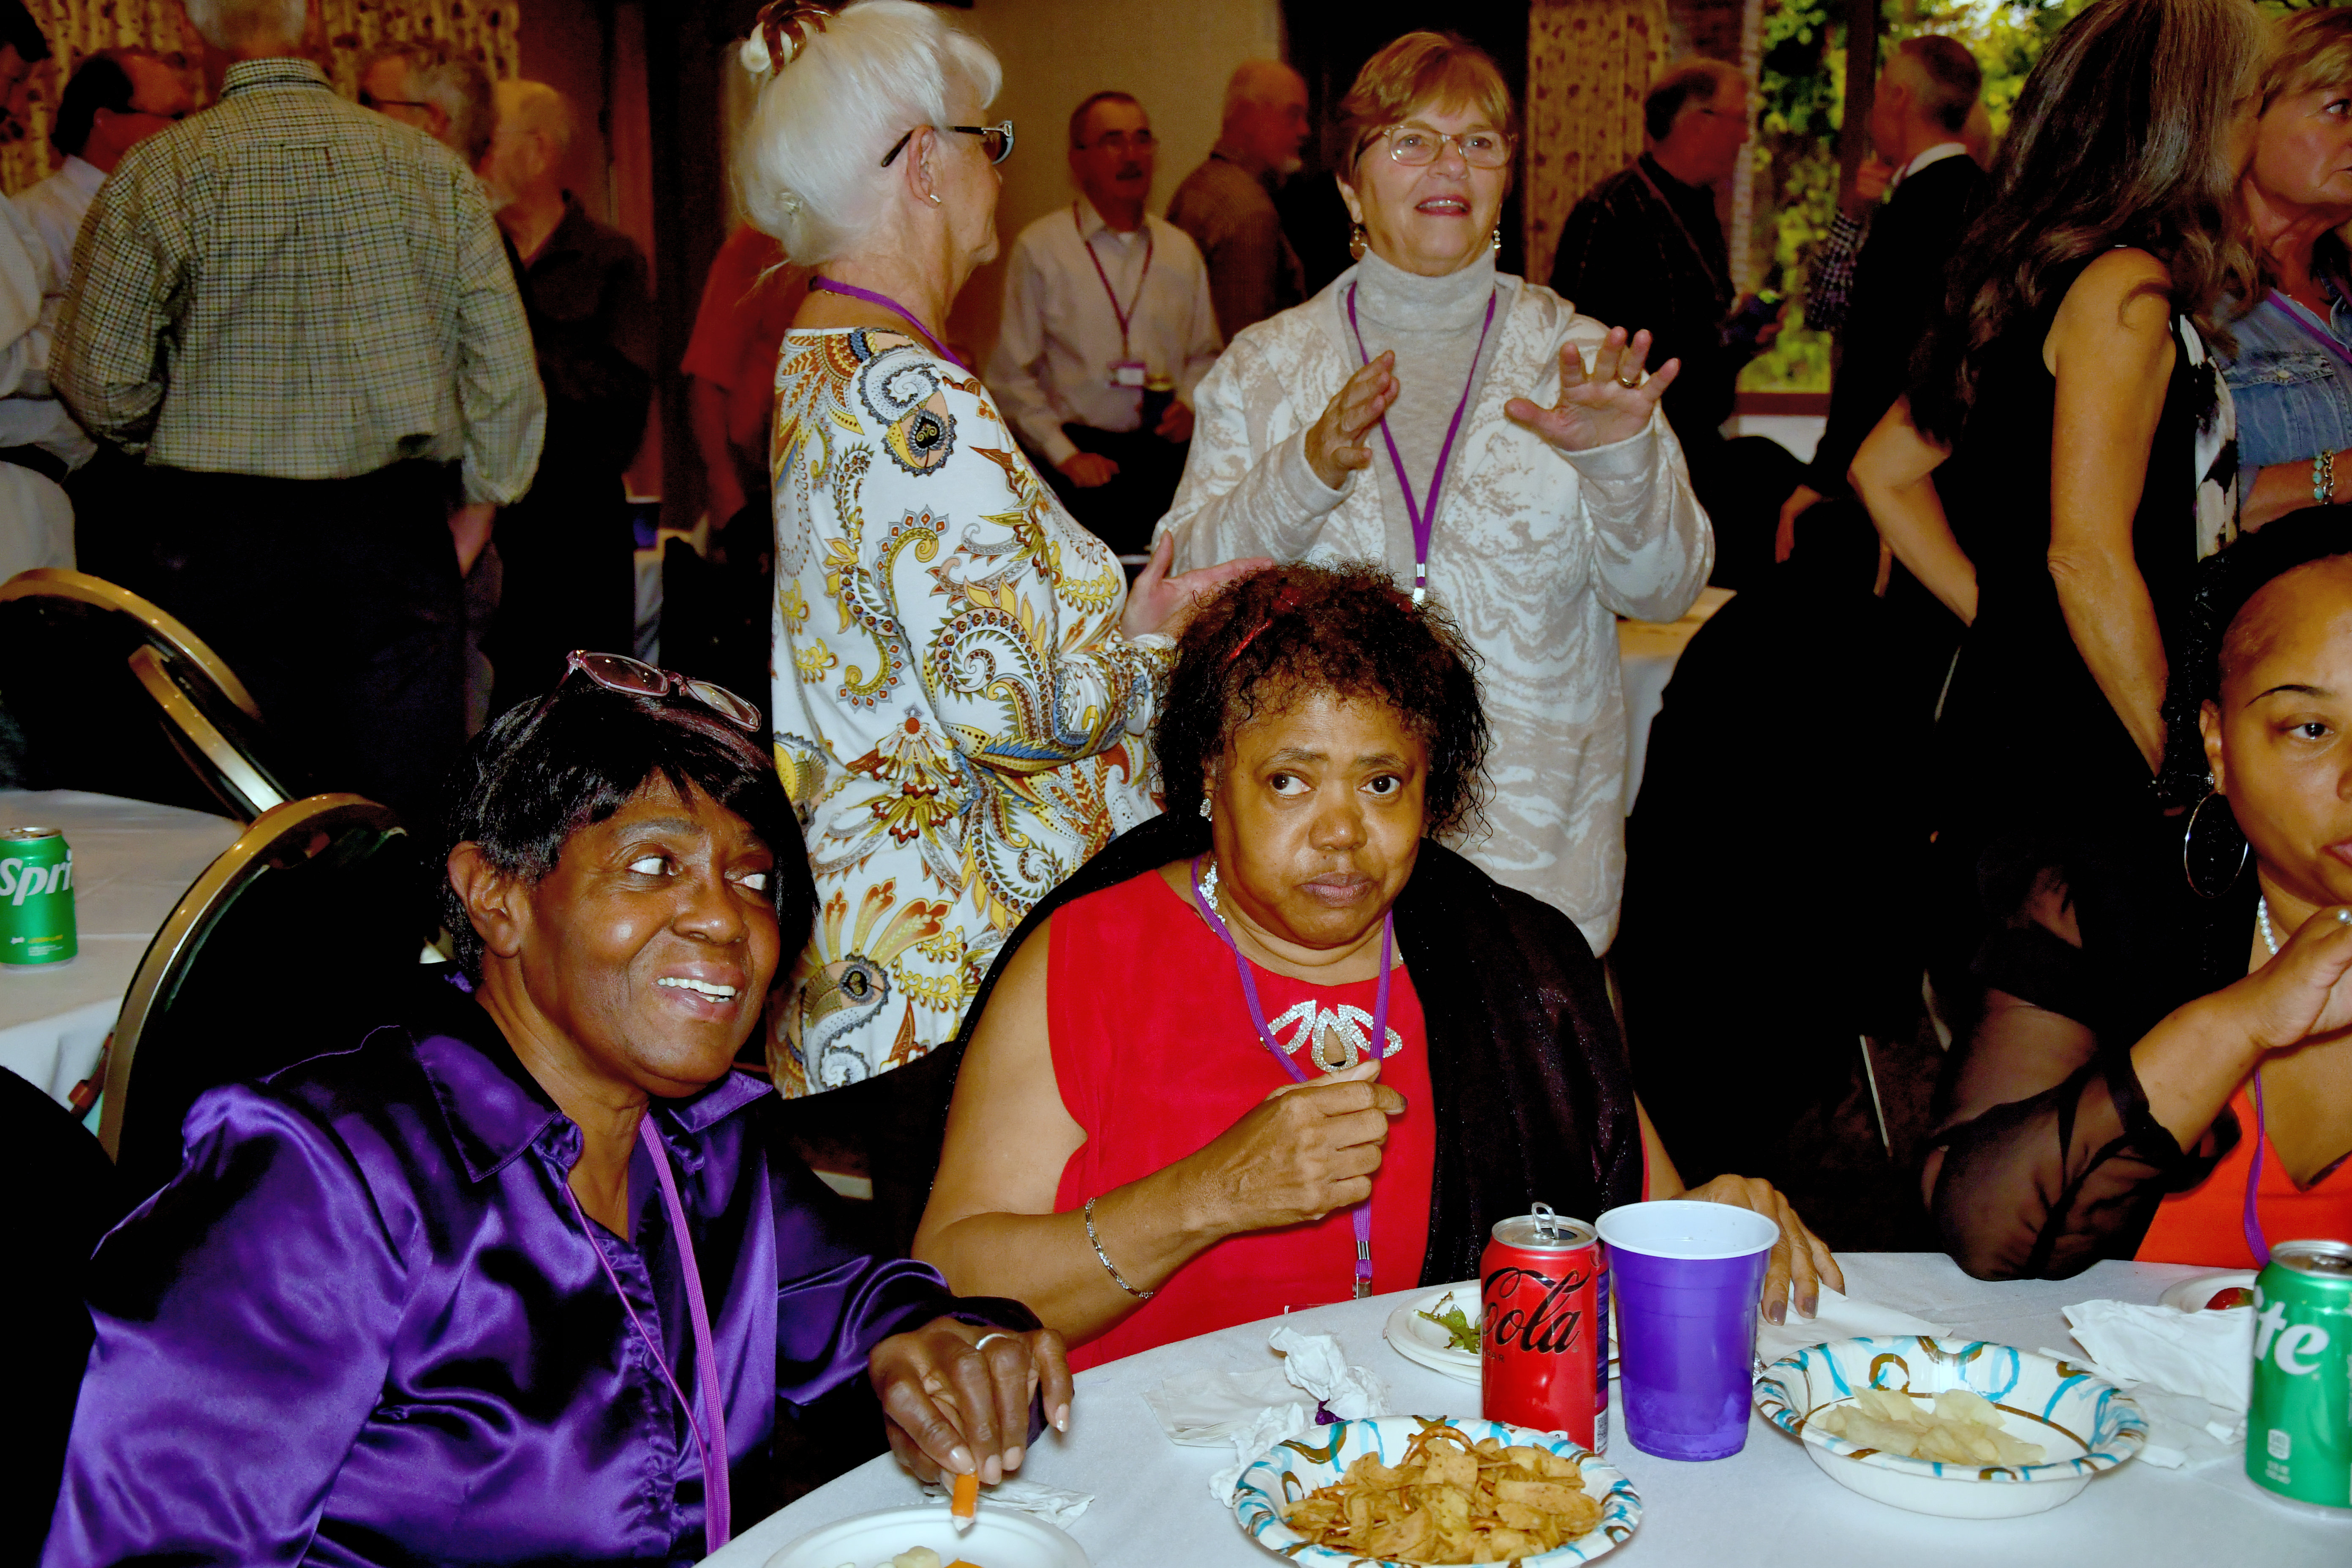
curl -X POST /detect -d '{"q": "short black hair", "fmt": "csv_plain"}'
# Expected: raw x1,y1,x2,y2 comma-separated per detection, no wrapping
2157,507,2352,809
52,52,133,159
0,1,47,65
1643,59,1737,143
1897,36,1983,135
1069,89,1141,149
1156,559,1489,839
439,681,812,978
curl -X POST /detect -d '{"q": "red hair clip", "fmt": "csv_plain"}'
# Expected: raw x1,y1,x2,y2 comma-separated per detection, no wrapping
1224,582,1308,668
743,0,836,74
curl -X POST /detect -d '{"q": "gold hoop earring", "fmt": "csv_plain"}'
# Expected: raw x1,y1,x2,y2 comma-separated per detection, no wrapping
1348,222,1367,261
2182,787,2250,898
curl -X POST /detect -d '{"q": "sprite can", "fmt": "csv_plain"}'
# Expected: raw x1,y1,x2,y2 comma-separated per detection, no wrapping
2249,1238,2352,1510
0,827,75,966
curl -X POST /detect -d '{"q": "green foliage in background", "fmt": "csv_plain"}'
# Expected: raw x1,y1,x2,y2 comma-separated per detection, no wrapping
1738,0,2338,394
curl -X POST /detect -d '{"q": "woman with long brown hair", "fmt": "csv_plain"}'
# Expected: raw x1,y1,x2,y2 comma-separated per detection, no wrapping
1850,0,2267,1017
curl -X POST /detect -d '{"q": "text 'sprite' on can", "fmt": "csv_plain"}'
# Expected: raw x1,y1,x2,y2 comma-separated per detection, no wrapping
2249,1237,2352,1511
1481,1203,1609,1453
0,826,76,966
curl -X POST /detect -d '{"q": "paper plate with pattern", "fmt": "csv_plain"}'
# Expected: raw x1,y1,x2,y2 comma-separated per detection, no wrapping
1232,1415,1641,1565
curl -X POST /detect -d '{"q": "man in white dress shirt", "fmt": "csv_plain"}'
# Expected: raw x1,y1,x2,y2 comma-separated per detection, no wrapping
989,90,1220,557
15,49,191,286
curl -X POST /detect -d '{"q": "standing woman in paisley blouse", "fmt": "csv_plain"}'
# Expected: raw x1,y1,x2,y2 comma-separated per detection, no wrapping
1850,0,2262,1023
1157,32,1712,957
735,0,1255,1235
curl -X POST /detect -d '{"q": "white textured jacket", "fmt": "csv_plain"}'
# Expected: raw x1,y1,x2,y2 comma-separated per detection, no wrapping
1155,266,1713,951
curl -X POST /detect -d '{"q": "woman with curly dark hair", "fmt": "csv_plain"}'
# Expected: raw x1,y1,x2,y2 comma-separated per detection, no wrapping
1851,0,2265,1012
1925,509,2352,1278
912,562,1837,1367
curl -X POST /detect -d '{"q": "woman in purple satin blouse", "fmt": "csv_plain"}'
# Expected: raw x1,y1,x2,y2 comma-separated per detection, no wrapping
44,659,1072,1566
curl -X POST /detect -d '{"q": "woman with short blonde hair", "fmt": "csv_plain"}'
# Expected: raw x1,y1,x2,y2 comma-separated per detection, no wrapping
1157,30,1711,957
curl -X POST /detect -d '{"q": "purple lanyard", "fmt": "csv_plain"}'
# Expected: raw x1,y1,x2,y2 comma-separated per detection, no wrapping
809,276,968,370
1343,283,1498,604
1190,855,1392,1297
2244,1069,2272,1268
1075,204,1153,361
2267,291,2352,379
561,1117,732,1551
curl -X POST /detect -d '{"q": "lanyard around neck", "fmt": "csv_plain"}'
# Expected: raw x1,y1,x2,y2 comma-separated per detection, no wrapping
1343,282,1498,604
2244,1068,2272,1268
1075,204,1154,360
561,1116,732,1551
808,276,967,370
1190,854,1392,1297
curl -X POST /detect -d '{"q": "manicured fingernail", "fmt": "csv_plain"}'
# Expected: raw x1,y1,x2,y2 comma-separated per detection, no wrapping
948,1445,973,1473
1054,1404,1070,1432
1766,1301,1786,1325
1004,1444,1024,1471
982,1454,1003,1485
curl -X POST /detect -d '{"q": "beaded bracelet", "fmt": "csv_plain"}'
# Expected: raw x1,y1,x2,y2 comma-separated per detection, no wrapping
2316,449,2338,506
1083,1195,1154,1300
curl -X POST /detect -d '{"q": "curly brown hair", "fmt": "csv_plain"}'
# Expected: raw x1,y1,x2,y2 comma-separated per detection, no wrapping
1155,561,1489,838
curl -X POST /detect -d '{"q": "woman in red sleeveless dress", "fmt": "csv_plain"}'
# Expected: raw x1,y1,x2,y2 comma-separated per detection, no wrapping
1927,513,2352,1277
913,562,1842,1366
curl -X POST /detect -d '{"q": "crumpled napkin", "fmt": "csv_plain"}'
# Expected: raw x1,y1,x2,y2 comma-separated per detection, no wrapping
1754,1285,1951,1366
2063,1298,2253,1412
1143,1325,1389,1505
917,1475,1092,1527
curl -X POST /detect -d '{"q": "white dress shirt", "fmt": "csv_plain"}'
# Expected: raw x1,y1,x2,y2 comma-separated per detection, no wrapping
1888,141,1969,194
14,154,103,289
988,196,1222,465
0,197,94,576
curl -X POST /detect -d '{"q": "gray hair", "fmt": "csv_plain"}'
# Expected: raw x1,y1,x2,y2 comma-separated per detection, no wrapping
182,0,306,51
495,79,574,161
737,0,1002,266
364,41,496,166
1222,60,1301,125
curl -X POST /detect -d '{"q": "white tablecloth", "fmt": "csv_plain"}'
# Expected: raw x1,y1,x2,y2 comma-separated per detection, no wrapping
0,790,242,1103
1618,587,1732,815
704,1252,2349,1568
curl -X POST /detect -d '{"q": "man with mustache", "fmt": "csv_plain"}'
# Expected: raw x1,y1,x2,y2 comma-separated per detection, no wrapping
990,90,1221,560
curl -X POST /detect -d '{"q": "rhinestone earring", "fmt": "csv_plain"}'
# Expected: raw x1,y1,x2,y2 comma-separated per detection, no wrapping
1198,796,1212,819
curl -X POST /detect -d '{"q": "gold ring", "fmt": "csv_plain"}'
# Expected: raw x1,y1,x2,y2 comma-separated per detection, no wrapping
974,1331,1016,1351
1615,373,1641,389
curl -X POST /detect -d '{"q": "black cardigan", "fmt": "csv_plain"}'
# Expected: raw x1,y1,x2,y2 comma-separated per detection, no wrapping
943,811,1644,1283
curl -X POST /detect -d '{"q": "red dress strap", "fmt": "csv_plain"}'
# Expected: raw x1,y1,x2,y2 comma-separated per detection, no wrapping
1048,867,1432,1369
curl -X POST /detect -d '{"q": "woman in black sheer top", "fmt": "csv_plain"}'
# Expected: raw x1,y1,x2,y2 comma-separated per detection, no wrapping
1925,512,2352,1278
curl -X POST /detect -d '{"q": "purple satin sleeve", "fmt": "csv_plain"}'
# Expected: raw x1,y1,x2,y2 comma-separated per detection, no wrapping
43,1012,1037,1568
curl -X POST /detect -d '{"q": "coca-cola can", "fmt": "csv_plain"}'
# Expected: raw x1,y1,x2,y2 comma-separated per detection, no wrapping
1481,1203,1609,1452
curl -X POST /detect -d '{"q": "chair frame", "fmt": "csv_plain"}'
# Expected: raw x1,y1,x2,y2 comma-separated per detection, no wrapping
125,645,289,817
98,794,401,1162
0,568,262,721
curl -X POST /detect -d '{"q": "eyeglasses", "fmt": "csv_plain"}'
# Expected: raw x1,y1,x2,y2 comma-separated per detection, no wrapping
557,651,763,731
880,120,1016,168
1077,129,1157,152
1359,125,1514,169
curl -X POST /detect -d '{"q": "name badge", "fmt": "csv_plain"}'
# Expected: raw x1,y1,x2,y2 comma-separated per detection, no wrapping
1109,360,1148,389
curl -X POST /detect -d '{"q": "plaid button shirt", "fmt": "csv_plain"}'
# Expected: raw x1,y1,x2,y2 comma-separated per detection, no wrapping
54,58,544,504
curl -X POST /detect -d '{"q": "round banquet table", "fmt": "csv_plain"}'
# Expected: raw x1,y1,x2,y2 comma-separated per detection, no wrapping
0,789,242,1104
1618,587,1731,817
702,1252,2349,1568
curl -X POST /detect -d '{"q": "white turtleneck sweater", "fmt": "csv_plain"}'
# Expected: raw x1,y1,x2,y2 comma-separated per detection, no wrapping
1158,253,1713,951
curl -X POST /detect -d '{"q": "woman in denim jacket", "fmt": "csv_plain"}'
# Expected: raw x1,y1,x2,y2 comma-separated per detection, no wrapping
2230,10,2352,527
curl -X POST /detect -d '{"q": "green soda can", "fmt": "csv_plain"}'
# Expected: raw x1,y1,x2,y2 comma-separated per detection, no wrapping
2249,1238,2352,1511
0,826,76,966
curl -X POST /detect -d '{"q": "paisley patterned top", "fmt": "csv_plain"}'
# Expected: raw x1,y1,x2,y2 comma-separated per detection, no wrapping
768,328,1172,1095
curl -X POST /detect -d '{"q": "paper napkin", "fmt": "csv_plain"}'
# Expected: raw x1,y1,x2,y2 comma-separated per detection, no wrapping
1143,1326,1390,1505
1754,1285,1951,1365
2063,1298,2254,1411
918,1475,1092,1527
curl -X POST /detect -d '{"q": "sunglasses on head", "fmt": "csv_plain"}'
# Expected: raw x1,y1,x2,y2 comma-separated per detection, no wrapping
557,651,763,731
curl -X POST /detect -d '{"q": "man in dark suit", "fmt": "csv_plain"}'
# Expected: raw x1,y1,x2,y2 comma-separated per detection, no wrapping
1778,36,1988,570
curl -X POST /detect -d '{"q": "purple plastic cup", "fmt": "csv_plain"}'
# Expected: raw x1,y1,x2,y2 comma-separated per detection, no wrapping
1595,1200,1779,1461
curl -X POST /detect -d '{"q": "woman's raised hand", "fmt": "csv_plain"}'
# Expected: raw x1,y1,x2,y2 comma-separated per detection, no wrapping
1181,1058,1406,1234
1121,532,1273,641
2235,903,2352,1054
1506,327,1678,452
1305,351,1401,491
1675,1173,1844,1324
873,1319,1074,1486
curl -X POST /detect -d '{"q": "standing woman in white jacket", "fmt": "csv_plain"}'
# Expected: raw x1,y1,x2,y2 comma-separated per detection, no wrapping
1158,31,1712,953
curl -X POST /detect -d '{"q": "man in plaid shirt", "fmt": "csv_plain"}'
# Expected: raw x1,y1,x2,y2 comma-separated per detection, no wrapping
54,0,543,834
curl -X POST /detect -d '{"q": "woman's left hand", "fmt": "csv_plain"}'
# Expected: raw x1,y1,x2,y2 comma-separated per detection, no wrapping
1505,327,1678,453
1678,1173,1844,1324
873,1319,1074,1485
